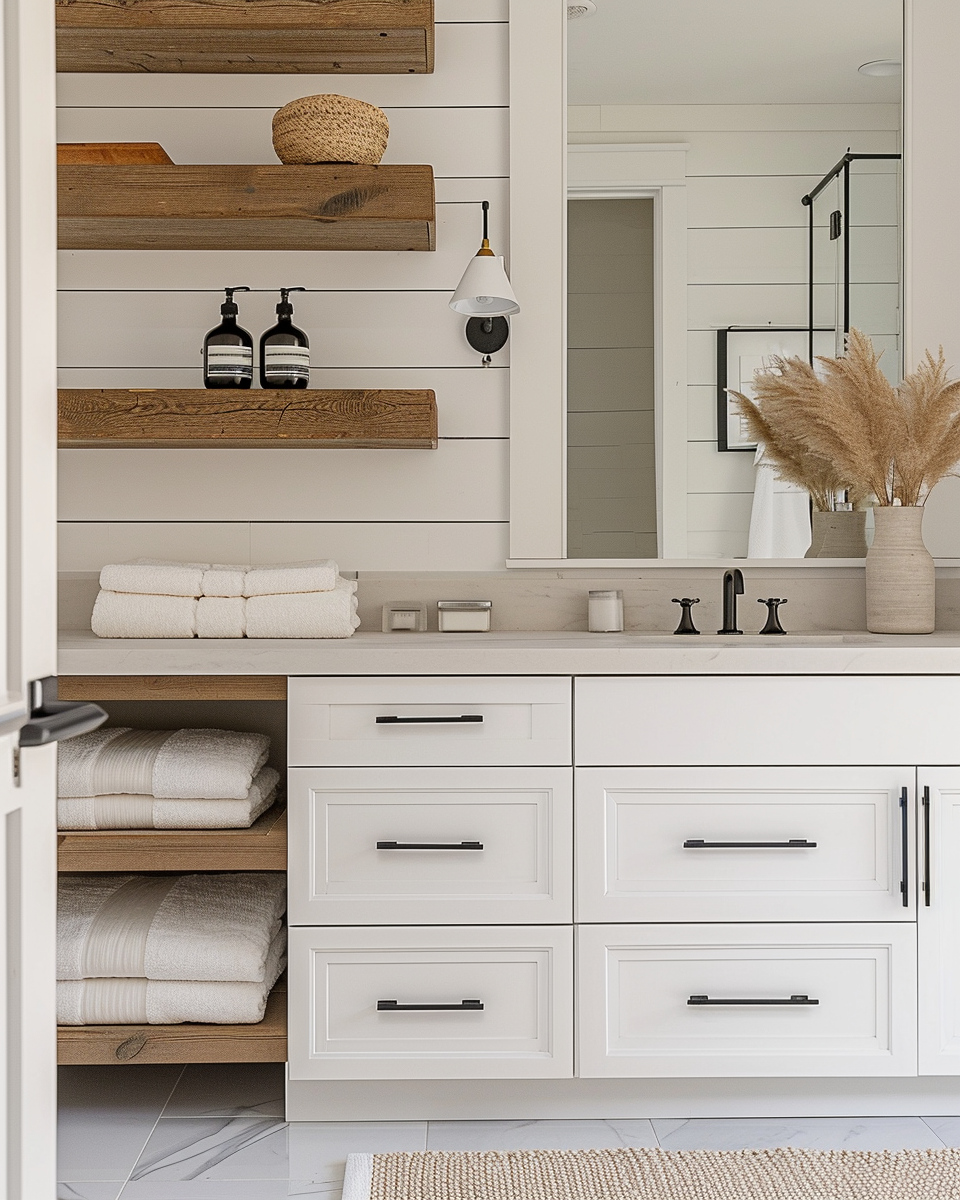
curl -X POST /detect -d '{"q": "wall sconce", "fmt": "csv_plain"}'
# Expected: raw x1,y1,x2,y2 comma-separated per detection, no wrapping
449,200,519,365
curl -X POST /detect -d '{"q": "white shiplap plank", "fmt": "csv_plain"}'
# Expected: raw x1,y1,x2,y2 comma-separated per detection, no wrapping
686,529,749,559
687,491,754,535
57,366,509,439
596,103,900,134
56,106,508,177
690,226,899,286
58,438,508,521
687,173,899,229
686,282,900,331
58,521,253,570
59,291,505,368
57,179,510,292
56,23,509,110
687,439,756,494
687,384,718,442
436,0,507,20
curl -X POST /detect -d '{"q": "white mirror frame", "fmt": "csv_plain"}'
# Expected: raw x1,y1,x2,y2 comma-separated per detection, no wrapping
507,0,960,567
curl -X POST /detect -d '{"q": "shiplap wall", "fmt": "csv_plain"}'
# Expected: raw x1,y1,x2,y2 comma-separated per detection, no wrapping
570,103,900,558
56,0,510,573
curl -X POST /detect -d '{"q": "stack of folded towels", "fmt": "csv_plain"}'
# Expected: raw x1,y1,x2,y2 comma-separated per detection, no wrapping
57,872,287,1025
91,558,360,639
57,726,279,831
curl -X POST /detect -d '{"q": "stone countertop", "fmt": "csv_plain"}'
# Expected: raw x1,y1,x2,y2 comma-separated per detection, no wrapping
57,628,960,676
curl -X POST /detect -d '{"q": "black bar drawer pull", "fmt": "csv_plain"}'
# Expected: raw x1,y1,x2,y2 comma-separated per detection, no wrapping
900,786,910,908
923,785,932,907
683,838,817,849
688,994,819,1006
377,999,484,1011
376,714,484,725
377,840,484,851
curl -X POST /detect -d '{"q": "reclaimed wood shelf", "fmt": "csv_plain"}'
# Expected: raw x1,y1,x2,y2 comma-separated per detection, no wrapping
58,675,287,701
56,0,434,75
58,163,436,251
59,388,438,449
57,977,287,1065
58,803,287,873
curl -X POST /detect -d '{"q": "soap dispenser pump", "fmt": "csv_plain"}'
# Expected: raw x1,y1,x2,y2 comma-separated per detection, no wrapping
203,286,253,389
260,287,309,389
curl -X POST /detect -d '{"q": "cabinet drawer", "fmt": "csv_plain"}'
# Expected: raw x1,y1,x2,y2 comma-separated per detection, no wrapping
576,768,915,923
288,767,573,925
575,676,960,766
578,923,917,1078
288,925,574,1080
288,677,571,767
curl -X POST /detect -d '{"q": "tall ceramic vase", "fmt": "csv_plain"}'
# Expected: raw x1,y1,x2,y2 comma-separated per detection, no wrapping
865,506,935,633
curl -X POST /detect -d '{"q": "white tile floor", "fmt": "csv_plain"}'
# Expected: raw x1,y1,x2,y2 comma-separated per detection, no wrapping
57,1063,960,1200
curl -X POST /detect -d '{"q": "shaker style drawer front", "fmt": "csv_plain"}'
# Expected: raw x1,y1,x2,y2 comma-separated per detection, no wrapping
576,767,915,923
575,676,960,766
288,676,572,767
288,925,574,1080
578,924,917,1079
288,767,573,925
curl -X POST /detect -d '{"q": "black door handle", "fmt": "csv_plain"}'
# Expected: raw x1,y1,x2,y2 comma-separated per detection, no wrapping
923,785,932,907
683,838,817,849
377,840,483,851
376,715,483,724
377,999,483,1011
688,994,818,1006
900,786,909,908
19,677,107,748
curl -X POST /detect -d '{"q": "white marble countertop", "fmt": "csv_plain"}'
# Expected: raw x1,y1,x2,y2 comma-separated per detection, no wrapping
57,627,960,676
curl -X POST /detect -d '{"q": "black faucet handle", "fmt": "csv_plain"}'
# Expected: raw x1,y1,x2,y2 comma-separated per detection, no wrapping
672,597,701,636
758,597,788,635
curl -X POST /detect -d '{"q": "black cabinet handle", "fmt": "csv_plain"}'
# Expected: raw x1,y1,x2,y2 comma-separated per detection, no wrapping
900,786,909,908
377,840,483,851
923,785,932,907
19,676,107,748
683,838,817,849
688,994,818,1006
377,999,483,1011
376,714,483,725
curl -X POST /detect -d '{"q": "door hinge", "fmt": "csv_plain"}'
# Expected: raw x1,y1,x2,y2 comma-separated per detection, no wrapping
12,744,20,786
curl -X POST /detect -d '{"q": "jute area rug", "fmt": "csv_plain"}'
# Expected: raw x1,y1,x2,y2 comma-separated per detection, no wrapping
343,1147,960,1200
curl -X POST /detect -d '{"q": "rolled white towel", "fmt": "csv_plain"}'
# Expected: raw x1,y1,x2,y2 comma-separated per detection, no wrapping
59,727,270,799
91,590,197,639
201,565,247,597
245,576,359,639
99,559,208,598
57,871,287,983
243,559,338,596
57,930,286,1025
196,596,246,638
58,766,279,830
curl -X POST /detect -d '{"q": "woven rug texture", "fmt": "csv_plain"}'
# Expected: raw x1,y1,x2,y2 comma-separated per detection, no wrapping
344,1146,960,1200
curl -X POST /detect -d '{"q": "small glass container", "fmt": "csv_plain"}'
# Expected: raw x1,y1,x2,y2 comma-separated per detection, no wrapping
588,589,624,632
437,600,492,632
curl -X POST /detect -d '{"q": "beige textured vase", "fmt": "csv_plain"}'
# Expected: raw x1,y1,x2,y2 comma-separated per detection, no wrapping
865,506,935,633
805,510,868,559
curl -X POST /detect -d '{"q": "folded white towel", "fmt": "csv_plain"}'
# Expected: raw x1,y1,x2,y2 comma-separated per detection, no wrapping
57,931,286,1025
243,559,339,597
59,727,271,800
57,872,286,983
91,590,197,638
196,596,246,639
245,576,359,639
201,565,247,598
99,559,209,598
57,766,279,830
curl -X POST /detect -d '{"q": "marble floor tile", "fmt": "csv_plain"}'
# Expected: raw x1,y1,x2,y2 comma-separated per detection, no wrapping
120,1182,341,1199
286,1121,429,1185
425,1119,659,1151
58,1065,184,1182
652,1116,948,1151
57,1184,125,1200
164,1063,286,1118
130,1118,289,1182
920,1116,960,1145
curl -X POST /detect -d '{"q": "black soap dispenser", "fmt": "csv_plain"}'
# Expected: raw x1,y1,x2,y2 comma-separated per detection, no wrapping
203,286,253,389
260,287,309,389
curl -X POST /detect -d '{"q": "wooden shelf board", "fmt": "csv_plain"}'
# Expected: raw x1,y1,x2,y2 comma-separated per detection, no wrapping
56,0,435,74
59,388,438,449
57,979,287,1065
58,675,287,701
58,164,436,251
58,804,287,873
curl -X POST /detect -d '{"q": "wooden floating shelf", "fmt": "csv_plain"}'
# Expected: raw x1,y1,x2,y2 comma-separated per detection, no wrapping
57,978,287,1065
58,388,438,449
58,804,287,873
58,164,436,251
56,0,435,75
58,675,288,701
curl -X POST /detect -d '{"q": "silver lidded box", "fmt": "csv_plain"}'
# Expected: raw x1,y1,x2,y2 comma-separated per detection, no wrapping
437,600,493,633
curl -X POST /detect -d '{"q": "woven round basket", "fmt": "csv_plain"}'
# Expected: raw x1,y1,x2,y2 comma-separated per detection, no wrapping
272,94,389,166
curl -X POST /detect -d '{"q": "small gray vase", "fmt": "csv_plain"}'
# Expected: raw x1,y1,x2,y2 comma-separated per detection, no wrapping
805,510,868,559
865,506,935,633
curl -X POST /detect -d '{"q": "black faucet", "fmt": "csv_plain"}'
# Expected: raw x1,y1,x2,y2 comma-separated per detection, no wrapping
718,568,744,634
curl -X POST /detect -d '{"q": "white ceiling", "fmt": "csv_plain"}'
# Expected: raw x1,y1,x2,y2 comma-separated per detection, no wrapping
567,0,902,106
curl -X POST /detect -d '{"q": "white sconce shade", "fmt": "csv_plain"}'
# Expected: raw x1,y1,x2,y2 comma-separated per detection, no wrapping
450,255,520,316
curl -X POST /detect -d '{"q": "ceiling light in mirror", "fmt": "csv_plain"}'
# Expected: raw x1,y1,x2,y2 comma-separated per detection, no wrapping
567,2,597,19
858,59,901,76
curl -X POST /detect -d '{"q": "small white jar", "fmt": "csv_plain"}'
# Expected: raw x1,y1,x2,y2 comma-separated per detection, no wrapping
588,589,624,632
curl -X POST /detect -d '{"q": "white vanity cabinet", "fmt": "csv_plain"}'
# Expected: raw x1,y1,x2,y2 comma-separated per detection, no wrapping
918,769,960,1074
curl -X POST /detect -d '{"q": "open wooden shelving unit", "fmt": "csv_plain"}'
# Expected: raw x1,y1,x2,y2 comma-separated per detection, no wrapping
58,387,438,449
56,0,435,75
